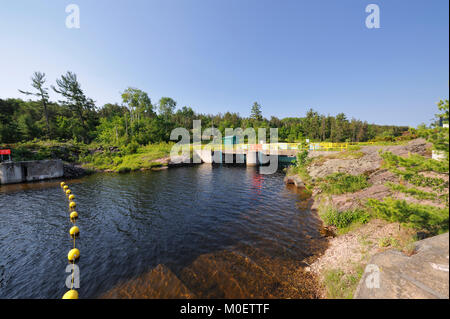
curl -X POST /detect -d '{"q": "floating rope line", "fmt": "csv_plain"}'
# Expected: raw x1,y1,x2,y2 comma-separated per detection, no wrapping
61,181,80,299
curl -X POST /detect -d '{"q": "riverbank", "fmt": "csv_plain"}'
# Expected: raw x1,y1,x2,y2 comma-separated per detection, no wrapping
0,140,177,175
286,138,449,298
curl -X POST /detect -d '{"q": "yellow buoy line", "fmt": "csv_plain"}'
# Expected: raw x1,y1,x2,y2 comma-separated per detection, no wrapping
60,181,80,299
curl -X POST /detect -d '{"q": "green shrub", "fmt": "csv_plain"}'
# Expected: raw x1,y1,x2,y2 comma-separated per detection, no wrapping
123,140,140,155
385,182,438,201
381,151,448,174
367,197,449,234
378,236,400,248
320,206,371,229
319,172,370,195
294,149,310,167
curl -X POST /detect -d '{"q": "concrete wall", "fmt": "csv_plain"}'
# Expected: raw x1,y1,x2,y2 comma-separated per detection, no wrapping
194,150,213,163
246,151,259,166
0,160,63,185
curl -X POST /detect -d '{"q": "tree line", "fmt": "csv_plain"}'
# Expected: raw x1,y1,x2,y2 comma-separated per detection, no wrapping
0,71,410,146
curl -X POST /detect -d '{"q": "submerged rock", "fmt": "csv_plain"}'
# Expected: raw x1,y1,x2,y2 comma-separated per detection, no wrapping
99,264,194,299
284,175,305,188
63,163,89,178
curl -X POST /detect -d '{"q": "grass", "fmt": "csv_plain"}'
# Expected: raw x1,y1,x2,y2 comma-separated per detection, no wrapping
385,182,439,201
381,151,449,174
1,139,175,173
323,266,364,299
319,172,370,195
1,139,90,162
80,142,173,172
378,236,400,248
319,206,371,230
312,150,365,166
367,197,449,235
347,145,362,151
327,150,365,160
287,151,314,188
287,165,313,186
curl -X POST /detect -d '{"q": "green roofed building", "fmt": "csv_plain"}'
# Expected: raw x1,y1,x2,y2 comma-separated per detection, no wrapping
223,135,239,145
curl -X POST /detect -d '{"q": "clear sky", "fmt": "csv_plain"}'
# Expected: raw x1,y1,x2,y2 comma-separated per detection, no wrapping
1,0,448,126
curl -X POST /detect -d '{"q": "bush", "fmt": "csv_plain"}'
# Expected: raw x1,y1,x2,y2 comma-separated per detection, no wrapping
294,149,309,167
123,140,140,155
381,151,448,174
320,206,371,229
319,172,370,195
367,197,449,234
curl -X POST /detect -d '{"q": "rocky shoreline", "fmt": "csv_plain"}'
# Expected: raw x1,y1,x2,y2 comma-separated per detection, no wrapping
285,139,448,298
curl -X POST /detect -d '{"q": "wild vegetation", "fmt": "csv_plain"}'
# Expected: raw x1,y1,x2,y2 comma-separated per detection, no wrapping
290,99,449,299
1,71,411,151
367,198,448,234
318,173,370,195
79,142,174,173
319,206,370,230
322,267,364,299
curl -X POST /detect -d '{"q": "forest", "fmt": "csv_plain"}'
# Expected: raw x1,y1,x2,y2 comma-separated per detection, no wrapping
0,71,412,147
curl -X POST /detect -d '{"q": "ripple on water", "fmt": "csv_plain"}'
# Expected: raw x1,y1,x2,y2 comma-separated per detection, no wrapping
0,166,326,298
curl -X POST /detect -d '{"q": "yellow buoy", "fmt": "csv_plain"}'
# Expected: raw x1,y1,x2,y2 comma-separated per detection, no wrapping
70,226,80,238
70,211,78,222
68,248,80,261
62,289,78,299
63,185,69,190
69,201,76,209
66,189,72,195
68,194,75,201
60,182,66,188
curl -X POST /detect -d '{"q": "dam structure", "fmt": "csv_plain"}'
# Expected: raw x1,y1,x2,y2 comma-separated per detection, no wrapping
0,159,64,185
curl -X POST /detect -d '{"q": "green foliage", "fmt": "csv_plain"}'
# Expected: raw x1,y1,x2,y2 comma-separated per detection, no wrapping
158,97,176,119
250,102,263,121
381,151,448,174
319,172,370,195
428,127,449,154
323,267,364,299
80,142,173,172
18,71,52,138
389,168,448,192
52,71,98,143
385,182,441,202
378,236,399,248
1,139,89,162
436,99,449,122
322,150,365,161
320,206,371,229
295,149,309,167
367,198,449,234
287,149,314,187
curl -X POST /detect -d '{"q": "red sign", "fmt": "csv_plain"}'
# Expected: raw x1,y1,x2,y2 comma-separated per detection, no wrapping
0,149,11,155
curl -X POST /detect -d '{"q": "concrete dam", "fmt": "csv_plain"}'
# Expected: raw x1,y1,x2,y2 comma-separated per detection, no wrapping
0,160,64,185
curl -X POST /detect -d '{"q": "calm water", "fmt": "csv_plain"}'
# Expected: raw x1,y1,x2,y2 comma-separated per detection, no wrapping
0,165,326,298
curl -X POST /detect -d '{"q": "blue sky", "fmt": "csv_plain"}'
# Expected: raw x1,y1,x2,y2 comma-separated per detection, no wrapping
0,0,448,126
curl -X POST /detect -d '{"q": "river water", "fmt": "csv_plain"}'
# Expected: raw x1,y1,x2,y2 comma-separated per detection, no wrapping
0,165,326,298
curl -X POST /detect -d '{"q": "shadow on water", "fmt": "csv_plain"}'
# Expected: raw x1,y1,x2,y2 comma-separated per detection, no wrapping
0,165,328,299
